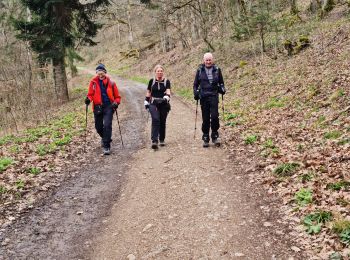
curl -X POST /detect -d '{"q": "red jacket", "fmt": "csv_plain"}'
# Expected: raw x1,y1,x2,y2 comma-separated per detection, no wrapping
87,75,121,110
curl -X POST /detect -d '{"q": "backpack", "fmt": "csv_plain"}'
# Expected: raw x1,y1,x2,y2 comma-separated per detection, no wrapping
151,78,168,91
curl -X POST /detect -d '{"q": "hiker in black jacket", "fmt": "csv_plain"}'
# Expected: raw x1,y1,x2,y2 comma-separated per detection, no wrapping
144,64,171,149
193,53,226,147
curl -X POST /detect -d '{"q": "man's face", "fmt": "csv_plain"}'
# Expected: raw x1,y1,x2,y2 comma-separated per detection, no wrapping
204,56,213,67
97,71,106,79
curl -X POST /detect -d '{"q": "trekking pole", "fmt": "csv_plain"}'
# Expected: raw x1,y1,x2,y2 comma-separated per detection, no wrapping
221,94,225,120
85,104,88,146
115,110,124,148
194,100,199,139
146,109,150,124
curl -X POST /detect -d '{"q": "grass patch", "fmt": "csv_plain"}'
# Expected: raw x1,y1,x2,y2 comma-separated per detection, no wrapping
35,144,57,156
244,134,258,145
265,97,286,109
53,135,72,146
224,113,239,121
130,75,149,84
0,157,14,173
329,89,345,101
71,87,86,95
307,85,320,99
324,130,341,140
299,172,314,183
9,145,21,154
0,134,16,146
333,220,350,234
333,219,350,246
27,167,41,176
303,211,332,234
326,181,350,191
263,138,276,149
295,188,312,206
336,198,349,207
176,88,193,100
15,179,25,189
273,162,300,177
224,113,240,127
0,186,7,194
338,137,350,145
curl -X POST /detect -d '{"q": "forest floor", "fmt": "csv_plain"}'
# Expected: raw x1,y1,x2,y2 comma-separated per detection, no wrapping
0,72,302,259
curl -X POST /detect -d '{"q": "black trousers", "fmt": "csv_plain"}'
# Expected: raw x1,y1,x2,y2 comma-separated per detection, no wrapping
200,95,220,139
149,103,169,142
94,104,114,148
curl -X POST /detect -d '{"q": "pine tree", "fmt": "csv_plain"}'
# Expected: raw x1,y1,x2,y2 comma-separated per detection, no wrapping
13,0,110,102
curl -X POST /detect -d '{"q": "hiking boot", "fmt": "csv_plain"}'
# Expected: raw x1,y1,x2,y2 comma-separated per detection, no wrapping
159,140,165,146
101,139,104,148
151,141,158,150
212,137,221,147
103,147,111,155
202,135,210,148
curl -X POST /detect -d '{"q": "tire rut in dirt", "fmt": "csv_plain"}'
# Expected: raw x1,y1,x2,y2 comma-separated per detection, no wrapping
0,82,147,259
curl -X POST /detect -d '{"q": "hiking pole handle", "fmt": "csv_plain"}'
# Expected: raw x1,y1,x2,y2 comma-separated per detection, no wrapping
115,110,124,148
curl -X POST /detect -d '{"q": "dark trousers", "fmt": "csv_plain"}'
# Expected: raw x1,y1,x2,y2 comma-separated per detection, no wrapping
149,103,169,142
200,95,220,139
94,104,114,148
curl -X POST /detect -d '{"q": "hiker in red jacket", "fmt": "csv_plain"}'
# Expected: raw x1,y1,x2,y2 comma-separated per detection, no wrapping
85,64,121,155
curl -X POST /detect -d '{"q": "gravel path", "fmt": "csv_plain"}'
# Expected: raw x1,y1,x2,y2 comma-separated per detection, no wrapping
89,96,300,259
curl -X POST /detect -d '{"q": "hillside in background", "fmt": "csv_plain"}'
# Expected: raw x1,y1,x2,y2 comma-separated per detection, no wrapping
83,2,350,258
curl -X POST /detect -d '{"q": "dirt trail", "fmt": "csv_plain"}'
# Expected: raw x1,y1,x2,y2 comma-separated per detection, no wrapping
0,74,302,259
90,97,300,259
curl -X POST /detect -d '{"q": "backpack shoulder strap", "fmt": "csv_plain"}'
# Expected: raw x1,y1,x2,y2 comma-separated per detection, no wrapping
109,79,116,99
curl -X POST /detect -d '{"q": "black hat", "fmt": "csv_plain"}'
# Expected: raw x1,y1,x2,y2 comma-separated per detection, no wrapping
96,64,107,74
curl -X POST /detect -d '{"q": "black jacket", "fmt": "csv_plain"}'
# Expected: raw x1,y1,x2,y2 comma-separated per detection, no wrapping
193,64,224,98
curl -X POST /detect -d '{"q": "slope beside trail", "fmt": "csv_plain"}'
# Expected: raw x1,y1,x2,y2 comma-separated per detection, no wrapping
89,96,302,259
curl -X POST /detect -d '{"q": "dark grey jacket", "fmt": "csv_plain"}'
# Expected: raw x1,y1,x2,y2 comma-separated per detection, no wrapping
193,64,224,98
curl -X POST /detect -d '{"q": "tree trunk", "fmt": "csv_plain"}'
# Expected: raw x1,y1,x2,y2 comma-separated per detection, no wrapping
52,56,69,102
127,0,134,48
259,24,265,53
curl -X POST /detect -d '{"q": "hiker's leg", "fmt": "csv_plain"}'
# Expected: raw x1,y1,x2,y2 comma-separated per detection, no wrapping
149,104,160,142
200,97,210,138
103,105,114,148
210,95,220,139
159,105,168,142
94,113,104,138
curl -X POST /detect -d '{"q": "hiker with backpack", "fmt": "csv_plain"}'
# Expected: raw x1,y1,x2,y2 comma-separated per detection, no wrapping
144,64,171,149
85,64,121,155
193,52,226,147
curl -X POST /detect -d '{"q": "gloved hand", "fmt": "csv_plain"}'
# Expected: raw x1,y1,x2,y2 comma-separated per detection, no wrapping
218,84,226,95
144,100,150,110
194,90,200,101
111,102,119,110
85,97,91,105
163,95,170,103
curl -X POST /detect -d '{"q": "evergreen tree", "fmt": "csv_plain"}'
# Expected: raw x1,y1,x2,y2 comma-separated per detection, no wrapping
13,0,110,102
